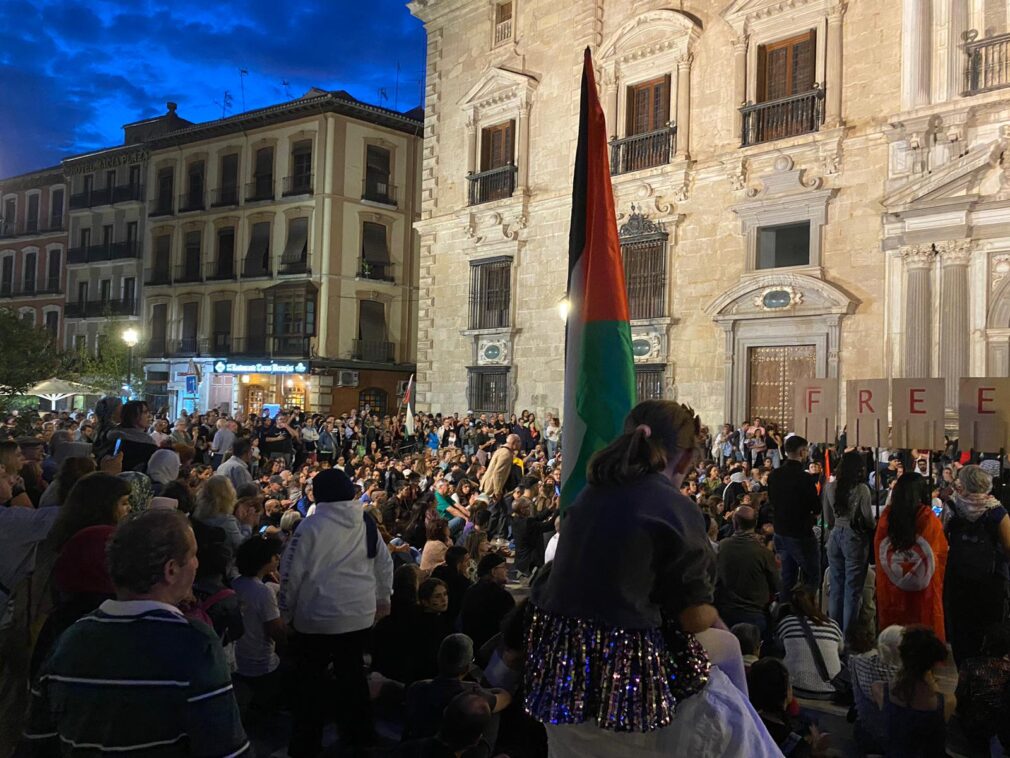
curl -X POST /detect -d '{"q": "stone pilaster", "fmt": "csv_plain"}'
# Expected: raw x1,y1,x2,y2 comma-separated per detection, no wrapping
825,3,846,126
676,54,692,159
902,244,935,378
938,240,972,408
901,0,932,109
733,35,748,139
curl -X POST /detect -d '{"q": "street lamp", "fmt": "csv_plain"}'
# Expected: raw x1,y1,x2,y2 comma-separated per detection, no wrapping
122,328,139,398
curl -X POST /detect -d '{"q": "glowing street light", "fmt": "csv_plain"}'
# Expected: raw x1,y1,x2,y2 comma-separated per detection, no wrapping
122,328,139,398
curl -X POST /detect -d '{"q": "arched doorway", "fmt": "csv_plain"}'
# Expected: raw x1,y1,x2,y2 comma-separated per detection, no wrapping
986,276,1010,376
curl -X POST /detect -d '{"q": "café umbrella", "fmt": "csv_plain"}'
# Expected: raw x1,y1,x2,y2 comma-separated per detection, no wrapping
28,377,103,408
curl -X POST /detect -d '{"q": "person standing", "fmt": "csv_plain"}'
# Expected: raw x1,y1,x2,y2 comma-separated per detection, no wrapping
767,435,821,595
217,437,255,491
22,509,248,756
278,468,393,756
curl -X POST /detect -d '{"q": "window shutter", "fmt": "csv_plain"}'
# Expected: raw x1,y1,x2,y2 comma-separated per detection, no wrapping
792,30,816,94
655,75,671,128
358,300,387,342
362,222,390,264
213,300,231,334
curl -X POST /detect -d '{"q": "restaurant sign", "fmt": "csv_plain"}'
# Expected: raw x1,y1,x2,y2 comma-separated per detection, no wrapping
212,359,309,375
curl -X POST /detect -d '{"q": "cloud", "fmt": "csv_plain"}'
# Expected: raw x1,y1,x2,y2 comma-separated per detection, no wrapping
0,0,426,176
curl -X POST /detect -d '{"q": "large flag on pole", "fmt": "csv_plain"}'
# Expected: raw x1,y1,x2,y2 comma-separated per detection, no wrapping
559,48,637,511
403,374,415,437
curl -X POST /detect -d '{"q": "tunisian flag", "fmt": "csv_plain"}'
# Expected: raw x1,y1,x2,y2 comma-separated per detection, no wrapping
559,48,636,511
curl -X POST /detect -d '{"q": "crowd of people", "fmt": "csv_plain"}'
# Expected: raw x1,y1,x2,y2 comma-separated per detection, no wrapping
0,400,1008,757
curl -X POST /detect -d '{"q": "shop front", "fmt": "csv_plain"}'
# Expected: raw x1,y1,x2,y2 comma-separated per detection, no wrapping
211,357,314,417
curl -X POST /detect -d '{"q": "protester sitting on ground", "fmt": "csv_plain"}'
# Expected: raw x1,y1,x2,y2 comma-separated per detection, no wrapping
278,467,393,756
510,495,556,577
232,535,287,715
403,633,512,744
872,625,955,757
748,657,827,757
954,621,1010,754
413,577,454,681
420,518,452,574
848,624,902,755
775,588,844,699
943,464,1010,666
22,509,248,755
373,564,424,685
460,552,515,651
51,472,132,550
732,622,762,670
396,691,496,758
432,545,473,627
875,472,949,641
715,505,779,638
192,474,244,550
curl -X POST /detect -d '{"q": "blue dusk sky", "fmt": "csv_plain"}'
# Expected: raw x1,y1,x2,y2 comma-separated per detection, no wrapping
0,0,427,177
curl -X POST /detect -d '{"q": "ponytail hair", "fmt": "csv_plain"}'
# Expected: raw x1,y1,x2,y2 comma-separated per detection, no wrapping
586,400,700,486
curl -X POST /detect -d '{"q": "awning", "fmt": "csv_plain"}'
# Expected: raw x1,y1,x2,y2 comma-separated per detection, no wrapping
244,222,271,276
281,217,308,264
29,377,103,404
358,300,387,341
362,222,390,265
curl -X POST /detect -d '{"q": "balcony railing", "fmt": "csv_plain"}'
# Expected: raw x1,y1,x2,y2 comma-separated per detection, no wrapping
175,263,203,283
274,335,312,356
231,336,269,356
64,298,137,318
113,183,144,203
362,179,397,206
210,332,232,354
467,164,517,206
149,196,175,217
68,242,140,264
0,280,58,298
0,219,65,238
245,178,275,203
211,186,240,207
740,87,825,147
282,174,313,197
144,267,173,286
206,259,237,281
358,260,394,282
352,339,394,363
610,125,677,176
168,337,208,357
964,31,1010,95
178,191,205,213
69,184,143,210
494,18,512,45
278,260,310,276
145,341,167,358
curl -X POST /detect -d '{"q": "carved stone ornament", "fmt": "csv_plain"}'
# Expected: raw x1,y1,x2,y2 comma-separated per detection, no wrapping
992,254,1010,291
619,204,668,240
752,285,804,311
900,244,937,269
723,156,748,192
745,155,821,199
477,338,510,366
463,209,525,244
630,332,663,364
936,239,972,265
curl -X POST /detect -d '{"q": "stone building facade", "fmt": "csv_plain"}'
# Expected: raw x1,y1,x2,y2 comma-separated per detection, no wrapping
0,166,68,341
138,92,422,417
408,0,1010,431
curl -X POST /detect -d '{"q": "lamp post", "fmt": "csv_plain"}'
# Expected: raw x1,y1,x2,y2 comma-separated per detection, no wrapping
122,327,139,398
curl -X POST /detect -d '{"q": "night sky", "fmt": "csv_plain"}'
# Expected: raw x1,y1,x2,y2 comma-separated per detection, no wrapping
0,0,427,177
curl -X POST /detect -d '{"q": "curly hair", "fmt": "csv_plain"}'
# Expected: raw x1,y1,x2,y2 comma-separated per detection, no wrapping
106,509,192,594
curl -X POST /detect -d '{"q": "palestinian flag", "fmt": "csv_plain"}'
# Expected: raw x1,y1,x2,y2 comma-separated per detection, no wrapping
559,48,637,510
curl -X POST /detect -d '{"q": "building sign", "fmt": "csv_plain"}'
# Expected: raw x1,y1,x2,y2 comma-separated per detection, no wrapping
212,359,309,375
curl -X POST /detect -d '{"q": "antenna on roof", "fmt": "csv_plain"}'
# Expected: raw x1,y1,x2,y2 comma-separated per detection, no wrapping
239,68,249,112
282,79,292,99
378,87,388,106
214,90,234,119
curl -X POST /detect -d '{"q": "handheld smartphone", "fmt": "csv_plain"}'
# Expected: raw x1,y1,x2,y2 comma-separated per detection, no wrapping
932,502,944,518
113,438,123,457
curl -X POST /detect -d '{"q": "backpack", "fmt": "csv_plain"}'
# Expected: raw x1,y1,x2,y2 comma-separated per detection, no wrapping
946,513,999,581
183,587,236,630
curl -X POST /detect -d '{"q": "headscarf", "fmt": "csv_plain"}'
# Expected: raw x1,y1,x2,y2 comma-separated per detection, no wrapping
953,464,1001,523
147,449,181,485
118,471,153,514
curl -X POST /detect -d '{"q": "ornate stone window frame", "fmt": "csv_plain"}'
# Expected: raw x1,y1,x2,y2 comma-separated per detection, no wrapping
458,67,538,198
732,156,834,276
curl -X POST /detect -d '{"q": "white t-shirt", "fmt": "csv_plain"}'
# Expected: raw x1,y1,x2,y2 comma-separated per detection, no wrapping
232,576,281,676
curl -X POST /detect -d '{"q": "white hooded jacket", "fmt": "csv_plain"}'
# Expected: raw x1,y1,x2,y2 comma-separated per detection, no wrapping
278,499,393,635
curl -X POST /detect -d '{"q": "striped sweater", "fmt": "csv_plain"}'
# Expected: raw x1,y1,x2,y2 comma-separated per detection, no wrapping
775,614,844,695
23,599,248,757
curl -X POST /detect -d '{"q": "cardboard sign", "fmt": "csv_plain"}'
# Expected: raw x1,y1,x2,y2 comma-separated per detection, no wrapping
793,378,839,443
846,379,889,448
892,379,946,450
958,378,1010,452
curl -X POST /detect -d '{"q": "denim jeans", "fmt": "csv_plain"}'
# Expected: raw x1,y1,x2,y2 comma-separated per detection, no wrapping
774,533,821,596
447,516,465,538
827,524,870,635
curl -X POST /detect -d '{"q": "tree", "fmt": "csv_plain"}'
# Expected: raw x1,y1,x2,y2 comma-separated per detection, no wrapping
67,319,143,398
0,308,61,413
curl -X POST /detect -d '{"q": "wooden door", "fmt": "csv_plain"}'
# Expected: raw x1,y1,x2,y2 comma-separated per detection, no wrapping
748,345,816,431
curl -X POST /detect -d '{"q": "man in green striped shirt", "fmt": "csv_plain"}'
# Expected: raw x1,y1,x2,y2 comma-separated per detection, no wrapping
22,509,249,757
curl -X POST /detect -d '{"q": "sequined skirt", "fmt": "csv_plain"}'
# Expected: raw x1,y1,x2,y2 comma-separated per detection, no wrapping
523,604,710,732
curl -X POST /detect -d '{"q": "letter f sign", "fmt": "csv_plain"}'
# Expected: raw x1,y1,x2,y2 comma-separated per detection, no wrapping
806,387,822,413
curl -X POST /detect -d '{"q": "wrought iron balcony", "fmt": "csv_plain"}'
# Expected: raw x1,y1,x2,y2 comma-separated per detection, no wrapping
245,178,275,203
211,186,240,207
740,87,825,147
282,174,313,197
69,184,143,209
278,260,310,276
144,267,173,286
231,336,269,356
168,337,208,357
362,179,397,206
113,183,144,203
149,196,175,217
209,332,232,354
64,298,138,318
352,339,394,363
964,30,1010,95
145,340,167,358
205,259,237,281
273,335,312,357
68,242,140,264
610,125,677,176
357,260,394,282
175,263,203,283
38,278,62,295
178,191,206,213
0,219,65,238
466,164,516,206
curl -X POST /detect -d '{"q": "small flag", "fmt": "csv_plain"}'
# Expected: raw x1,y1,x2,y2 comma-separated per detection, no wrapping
403,374,415,437
559,48,637,511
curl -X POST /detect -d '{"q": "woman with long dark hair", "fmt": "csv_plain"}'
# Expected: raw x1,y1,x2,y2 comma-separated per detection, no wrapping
525,400,779,756
825,450,875,635
874,473,949,641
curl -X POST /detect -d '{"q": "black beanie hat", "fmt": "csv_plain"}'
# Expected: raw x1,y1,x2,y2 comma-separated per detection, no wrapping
312,468,357,503
477,552,507,577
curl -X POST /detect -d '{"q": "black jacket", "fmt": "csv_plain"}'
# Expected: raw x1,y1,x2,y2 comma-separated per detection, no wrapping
767,459,820,539
461,578,515,650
